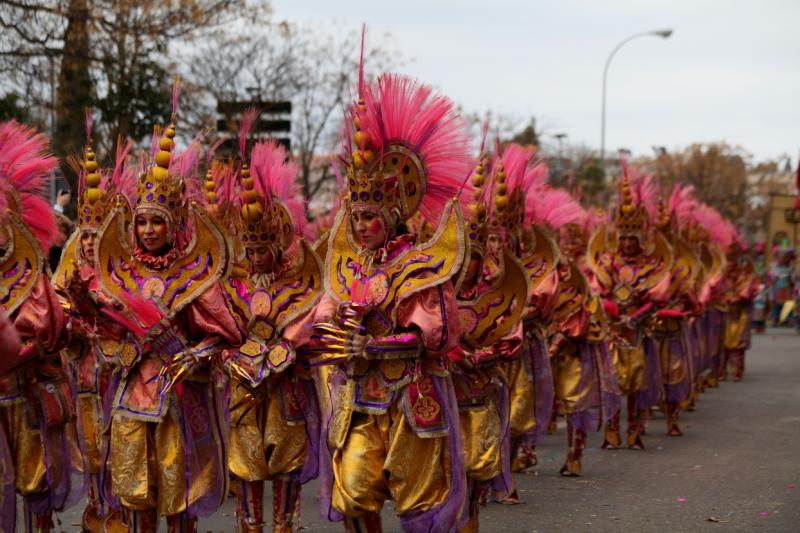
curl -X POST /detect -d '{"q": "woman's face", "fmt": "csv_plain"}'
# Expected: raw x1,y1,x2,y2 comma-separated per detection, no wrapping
135,212,169,254
618,235,641,258
246,245,275,274
460,255,483,292
80,230,96,264
351,209,388,252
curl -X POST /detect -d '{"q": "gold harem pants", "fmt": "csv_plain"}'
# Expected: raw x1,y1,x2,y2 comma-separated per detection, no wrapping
110,407,209,516
228,381,307,481
459,399,502,482
611,343,645,396
331,401,452,517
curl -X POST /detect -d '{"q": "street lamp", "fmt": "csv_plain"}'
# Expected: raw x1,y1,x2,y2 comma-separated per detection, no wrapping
600,29,673,163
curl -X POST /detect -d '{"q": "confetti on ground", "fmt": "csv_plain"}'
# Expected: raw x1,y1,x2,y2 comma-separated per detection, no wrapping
788,484,796,489
678,497,686,503
760,512,769,517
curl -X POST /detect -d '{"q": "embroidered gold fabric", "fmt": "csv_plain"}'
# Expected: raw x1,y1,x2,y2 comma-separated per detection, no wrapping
459,399,502,481
504,356,536,438
331,403,452,517
228,381,307,481
610,344,646,396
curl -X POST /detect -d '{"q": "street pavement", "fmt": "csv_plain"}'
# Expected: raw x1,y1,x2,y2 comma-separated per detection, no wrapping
55,327,800,532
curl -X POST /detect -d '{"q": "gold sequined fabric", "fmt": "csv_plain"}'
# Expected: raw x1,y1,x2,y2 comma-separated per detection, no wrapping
611,344,646,396
331,403,452,517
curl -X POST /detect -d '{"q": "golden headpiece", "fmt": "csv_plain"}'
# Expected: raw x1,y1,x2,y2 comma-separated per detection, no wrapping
464,157,489,255
615,173,647,238
134,78,185,227
77,108,108,229
238,139,306,255
343,70,470,229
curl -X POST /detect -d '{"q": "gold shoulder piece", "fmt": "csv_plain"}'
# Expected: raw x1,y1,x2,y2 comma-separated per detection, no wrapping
551,262,590,325
519,225,559,292
51,229,80,291
313,229,330,263
586,224,613,289
669,237,699,298
325,199,466,320
639,230,674,291
0,213,44,315
272,239,323,332
459,248,530,348
96,203,229,317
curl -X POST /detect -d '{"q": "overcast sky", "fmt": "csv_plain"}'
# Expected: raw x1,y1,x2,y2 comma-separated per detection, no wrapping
274,0,799,164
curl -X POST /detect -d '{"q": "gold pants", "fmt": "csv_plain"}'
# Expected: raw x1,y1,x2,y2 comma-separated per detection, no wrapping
724,309,748,351
331,402,452,517
459,399,502,482
0,402,48,496
228,381,307,481
551,350,585,414
611,344,645,396
504,358,536,438
77,396,103,475
110,408,210,516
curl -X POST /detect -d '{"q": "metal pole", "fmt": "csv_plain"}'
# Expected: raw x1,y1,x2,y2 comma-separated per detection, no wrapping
600,30,673,164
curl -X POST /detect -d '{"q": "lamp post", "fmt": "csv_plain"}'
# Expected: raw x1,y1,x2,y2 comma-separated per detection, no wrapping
600,29,673,164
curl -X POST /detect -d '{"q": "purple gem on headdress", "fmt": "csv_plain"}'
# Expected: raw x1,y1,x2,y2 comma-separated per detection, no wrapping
360,191,370,202
249,225,255,231
169,201,175,208
242,235,248,242
157,194,166,203
85,216,91,222
95,216,102,222
349,179,356,187
146,182,154,190
136,196,141,203
146,193,154,201
161,185,167,191
373,191,383,201
470,223,477,230
469,232,476,240
351,192,358,201
84,207,90,214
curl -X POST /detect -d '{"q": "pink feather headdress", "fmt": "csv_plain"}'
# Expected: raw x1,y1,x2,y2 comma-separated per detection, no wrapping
238,139,309,253
0,120,59,250
345,70,472,226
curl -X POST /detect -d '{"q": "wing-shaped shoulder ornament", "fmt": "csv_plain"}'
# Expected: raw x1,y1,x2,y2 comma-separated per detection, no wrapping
458,248,530,348
324,198,466,321
586,223,614,290
519,225,560,292
96,197,229,317
0,208,45,315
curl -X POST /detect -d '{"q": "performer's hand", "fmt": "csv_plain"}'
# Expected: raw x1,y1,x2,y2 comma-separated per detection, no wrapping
351,333,369,359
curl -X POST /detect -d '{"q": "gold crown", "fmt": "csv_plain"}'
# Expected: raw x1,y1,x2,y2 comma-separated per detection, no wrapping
347,100,425,222
465,157,489,254
238,162,296,254
77,124,108,229
135,121,185,224
616,174,647,237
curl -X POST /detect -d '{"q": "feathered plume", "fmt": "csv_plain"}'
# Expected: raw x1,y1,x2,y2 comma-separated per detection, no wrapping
112,137,136,200
359,73,472,224
527,186,584,230
0,120,60,250
239,107,260,162
249,139,310,241
171,75,181,120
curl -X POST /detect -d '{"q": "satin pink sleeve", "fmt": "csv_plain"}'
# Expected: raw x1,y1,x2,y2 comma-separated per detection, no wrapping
0,309,20,356
396,281,459,358
283,308,317,349
646,269,671,304
13,274,64,352
186,283,244,346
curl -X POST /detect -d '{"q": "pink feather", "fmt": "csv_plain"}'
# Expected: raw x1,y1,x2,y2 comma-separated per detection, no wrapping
359,73,472,225
0,120,60,250
171,76,181,118
249,139,310,241
84,107,93,144
112,138,135,199
239,108,260,162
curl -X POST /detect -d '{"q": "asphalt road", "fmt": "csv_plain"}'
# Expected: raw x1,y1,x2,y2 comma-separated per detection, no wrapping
54,327,800,532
